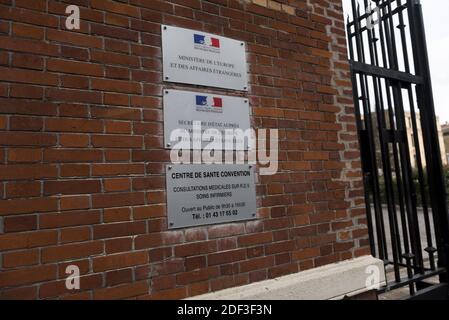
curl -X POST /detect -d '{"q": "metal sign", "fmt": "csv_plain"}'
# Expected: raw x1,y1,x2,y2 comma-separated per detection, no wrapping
166,164,257,229
161,25,248,91
163,89,251,150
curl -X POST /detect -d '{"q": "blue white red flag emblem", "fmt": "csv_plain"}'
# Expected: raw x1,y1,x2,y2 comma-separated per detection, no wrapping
196,95,223,108
194,34,220,48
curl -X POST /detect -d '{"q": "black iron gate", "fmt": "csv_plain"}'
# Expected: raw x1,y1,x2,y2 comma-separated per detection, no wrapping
346,0,449,299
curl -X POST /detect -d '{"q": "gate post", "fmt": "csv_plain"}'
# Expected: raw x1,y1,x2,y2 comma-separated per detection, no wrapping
407,0,449,282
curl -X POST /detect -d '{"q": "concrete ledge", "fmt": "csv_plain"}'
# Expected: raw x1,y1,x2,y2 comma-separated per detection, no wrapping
191,256,386,300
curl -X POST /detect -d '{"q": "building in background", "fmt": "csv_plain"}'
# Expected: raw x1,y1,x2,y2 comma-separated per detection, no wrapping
404,112,447,168
441,122,449,165
365,111,447,171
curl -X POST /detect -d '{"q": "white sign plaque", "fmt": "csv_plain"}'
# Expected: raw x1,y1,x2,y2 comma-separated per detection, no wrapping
166,164,257,229
161,25,248,91
163,89,251,150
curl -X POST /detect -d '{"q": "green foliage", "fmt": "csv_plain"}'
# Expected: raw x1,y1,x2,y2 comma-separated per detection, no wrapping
377,168,433,207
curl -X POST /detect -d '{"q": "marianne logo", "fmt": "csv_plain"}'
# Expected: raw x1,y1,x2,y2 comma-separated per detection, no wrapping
194,34,221,53
196,95,223,113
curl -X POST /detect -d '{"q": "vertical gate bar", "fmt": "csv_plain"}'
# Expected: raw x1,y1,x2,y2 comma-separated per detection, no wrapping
406,85,436,270
375,1,413,272
385,0,425,278
407,0,449,283
385,0,424,276
359,3,390,261
375,2,405,262
347,18,377,256
372,1,405,263
381,0,418,294
395,0,436,270
364,0,402,282
351,0,388,260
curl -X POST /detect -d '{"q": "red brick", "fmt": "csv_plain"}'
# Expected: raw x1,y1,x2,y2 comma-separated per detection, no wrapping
91,135,143,148
3,249,39,268
9,116,43,131
45,118,103,133
135,232,184,249
93,251,148,272
105,237,133,254
91,78,141,94
0,265,57,287
4,215,37,232
60,227,91,244
93,221,146,240
40,210,101,229
93,280,149,300
92,192,145,209
0,66,56,84
174,241,217,257
47,59,104,77
44,180,101,195
60,134,90,148
6,181,41,198
46,29,103,48
106,269,133,287
0,132,56,146
0,286,37,300
0,231,57,251
8,148,41,163
12,23,44,40
0,98,56,116
92,164,145,176
92,0,140,17
43,149,103,163
11,53,44,70
133,205,165,219
10,84,43,98
46,88,102,104
103,207,131,223
0,197,58,216
42,241,103,263
238,232,273,246
105,120,131,134
208,249,247,266
60,196,91,211
176,267,220,286
0,28,59,54
60,165,90,177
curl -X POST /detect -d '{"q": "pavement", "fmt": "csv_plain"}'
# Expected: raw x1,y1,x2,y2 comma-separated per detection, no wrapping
372,206,440,299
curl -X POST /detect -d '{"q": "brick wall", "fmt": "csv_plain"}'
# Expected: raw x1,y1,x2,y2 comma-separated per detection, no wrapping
0,0,370,300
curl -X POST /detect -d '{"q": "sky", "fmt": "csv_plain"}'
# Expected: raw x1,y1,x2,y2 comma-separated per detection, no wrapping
342,0,449,123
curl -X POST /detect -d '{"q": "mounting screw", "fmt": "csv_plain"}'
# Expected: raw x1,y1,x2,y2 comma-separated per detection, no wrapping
252,214,256,217
163,26,167,30
245,100,248,103
169,222,174,226
243,86,247,90
167,143,171,147
241,42,244,46
168,166,173,170
165,90,169,94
